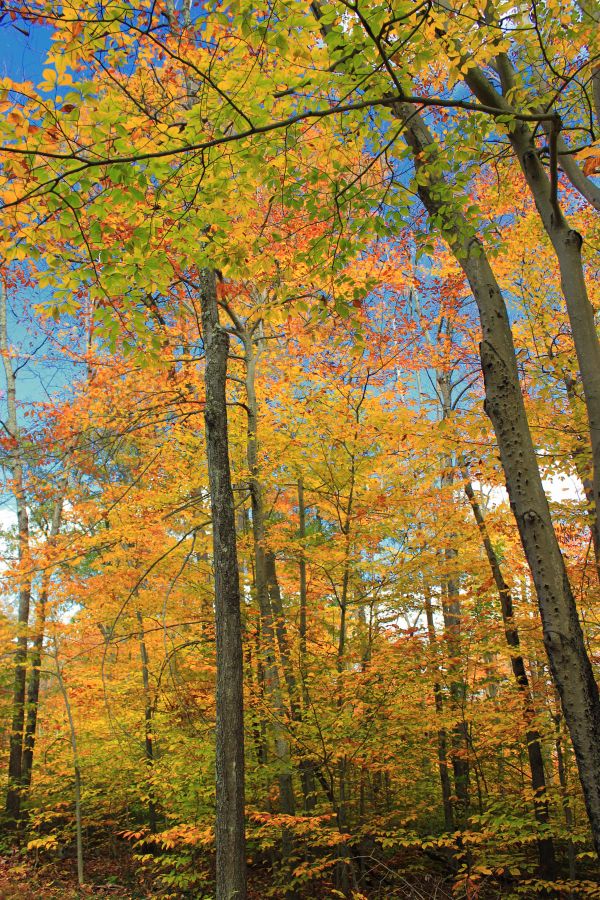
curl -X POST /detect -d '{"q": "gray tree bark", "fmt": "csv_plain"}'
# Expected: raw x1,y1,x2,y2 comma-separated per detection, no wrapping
392,101,600,856
437,371,470,821
424,590,454,831
52,639,84,887
464,479,556,876
241,324,295,821
463,65,600,561
1,280,32,823
136,609,158,833
296,478,317,812
200,269,246,900
22,496,65,791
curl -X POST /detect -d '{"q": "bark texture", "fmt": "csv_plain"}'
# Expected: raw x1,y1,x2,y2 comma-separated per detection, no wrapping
438,372,469,820
242,325,295,820
22,495,65,791
1,280,32,822
463,65,600,560
424,591,454,831
200,269,246,899
136,610,158,833
464,480,556,876
393,100,600,855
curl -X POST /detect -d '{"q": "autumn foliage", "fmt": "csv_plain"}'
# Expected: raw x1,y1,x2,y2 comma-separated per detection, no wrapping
0,0,599,897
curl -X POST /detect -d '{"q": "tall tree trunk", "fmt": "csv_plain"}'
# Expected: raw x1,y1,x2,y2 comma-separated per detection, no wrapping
22,495,65,791
265,551,300,720
334,469,355,897
1,279,32,823
463,65,600,560
424,591,454,831
296,478,316,813
21,582,46,794
242,328,295,821
136,610,158,833
336,479,354,828
298,478,308,682
52,640,84,887
393,101,600,855
464,479,556,877
561,372,600,580
438,372,470,820
200,269,246,900
555,709,577,881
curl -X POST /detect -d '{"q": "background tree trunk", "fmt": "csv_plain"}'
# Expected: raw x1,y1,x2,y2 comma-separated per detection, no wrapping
1,279,32,823
393,100,600,855
464,479,556,877
22,495,65,792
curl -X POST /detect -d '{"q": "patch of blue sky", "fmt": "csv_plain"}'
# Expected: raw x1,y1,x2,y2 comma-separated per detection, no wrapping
0,18,52,84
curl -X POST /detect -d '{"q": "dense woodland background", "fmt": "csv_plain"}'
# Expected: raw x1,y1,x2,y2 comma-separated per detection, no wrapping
0,0,599,896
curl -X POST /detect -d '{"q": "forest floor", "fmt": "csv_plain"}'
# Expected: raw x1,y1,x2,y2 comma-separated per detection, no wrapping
0,852,596,898
0,852,459,899
0,852,142,898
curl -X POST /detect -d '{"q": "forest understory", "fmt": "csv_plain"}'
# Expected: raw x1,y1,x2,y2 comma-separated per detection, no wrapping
1,846,599,899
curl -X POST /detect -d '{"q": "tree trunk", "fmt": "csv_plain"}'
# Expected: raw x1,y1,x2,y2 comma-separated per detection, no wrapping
438,372,470,821
393,101,600,856
266,551,300,720
424,592,454,831
335,479,355,896
21,586,45,794
200,268,246,900
296,478,317,813
136,610,158,833
1,280,32,823
464,479,556,877
464,66,600,560
555,710,577,881
243,329,295,821
561,373,600,580
53,641,84,887
298,478,308,679
22,495,65,791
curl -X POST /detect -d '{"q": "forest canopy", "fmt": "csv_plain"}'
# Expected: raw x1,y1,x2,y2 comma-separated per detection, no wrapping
0,0,599,897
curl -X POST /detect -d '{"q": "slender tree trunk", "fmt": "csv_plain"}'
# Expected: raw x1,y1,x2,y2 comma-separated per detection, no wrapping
21,585,46,793
5,522,31,823
298,479,308,679
200,269,246,900
335,485,354,896
464,480,556,877
136,610,158,833
561,373,600,579
265,551,300,720
1,280,31,823
437,371,470,820
336,501,353,826
247,633,272,803
52,642,84,887
393,101,600,855
243,331,295,821
22,495,65,791
296,478,316,813
424,592,454,831
555,710,577,881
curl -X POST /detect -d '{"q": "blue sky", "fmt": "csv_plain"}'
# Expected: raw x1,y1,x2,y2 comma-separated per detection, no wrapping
0,18,51,83
1,23,80,522
1,20,73,404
